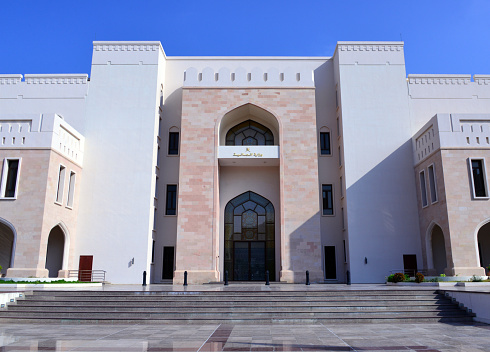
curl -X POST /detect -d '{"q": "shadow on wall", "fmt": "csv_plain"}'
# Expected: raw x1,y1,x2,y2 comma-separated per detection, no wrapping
345,139,422,283
285,211,325,283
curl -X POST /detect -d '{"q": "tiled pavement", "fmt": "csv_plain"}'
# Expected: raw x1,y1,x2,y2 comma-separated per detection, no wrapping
0,322,489,352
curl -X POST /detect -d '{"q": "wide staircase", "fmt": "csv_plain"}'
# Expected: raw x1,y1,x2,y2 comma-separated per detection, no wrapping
0,289,474,324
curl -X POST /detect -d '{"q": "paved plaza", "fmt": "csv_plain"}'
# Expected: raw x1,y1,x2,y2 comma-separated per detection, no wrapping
0,321,489,352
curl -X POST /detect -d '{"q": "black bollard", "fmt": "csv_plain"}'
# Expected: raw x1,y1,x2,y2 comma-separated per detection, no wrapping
183,271,188,286
224,270,229,286
346,270,351,285
265,270,270,286
306,270,310,285
142,271,147,286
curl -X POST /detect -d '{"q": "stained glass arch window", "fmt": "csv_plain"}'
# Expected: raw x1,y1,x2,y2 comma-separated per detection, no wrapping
224,191,275,281
225,120,274,146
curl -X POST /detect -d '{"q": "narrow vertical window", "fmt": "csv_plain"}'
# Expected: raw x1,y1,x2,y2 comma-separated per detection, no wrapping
339,176,343,198
165,185,177,215
322,184,333,215
168,132,179,155
155,177,159,198
157,146,160,167
338,147,342,167
320,132,331,155
153,207,157,230
66,171,76,208
341,207,345,229
1,159,20,198
428,164,437,203
151,240,155,264
419,170,428,207
343,240,347,262
471,159,488,198
336,117,340,137
55,165,66,203
335,90,339,108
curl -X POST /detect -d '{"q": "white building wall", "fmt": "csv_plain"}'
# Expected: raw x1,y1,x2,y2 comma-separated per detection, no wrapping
75,42,165,284
335,42,422,283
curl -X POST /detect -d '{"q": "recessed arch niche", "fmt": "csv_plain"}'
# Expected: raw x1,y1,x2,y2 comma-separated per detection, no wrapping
0,219,15,276
219,104,279,146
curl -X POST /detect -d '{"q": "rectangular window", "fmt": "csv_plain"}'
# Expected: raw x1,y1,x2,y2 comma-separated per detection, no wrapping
324,246,337,280
322,184,333,215
341,207,345,229
338,147,342,167
153,207,157,230
428,164,437,203
155,177,159,199
335,90,339,108
165,184,177,215
471,158,488,198
339,176,343,198
336,118,340,136
419,170,428,207
343,240,347,262
151,240,155,264
320,132,331,155
168,132,179,155
1,158,21,198
55,165,66,204
66,171,76,208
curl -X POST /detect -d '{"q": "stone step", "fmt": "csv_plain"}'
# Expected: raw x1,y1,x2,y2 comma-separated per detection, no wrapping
23,294,445,302
0,309,471,319
6,304,458,312
0,316,475,325
14,300,450,307
0,289,473,325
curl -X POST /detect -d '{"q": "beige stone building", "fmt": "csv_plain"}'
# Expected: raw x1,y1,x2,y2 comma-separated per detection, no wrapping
0,42,489,284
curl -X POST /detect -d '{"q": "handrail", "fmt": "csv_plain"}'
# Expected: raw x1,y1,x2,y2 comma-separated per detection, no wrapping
67,270,106,282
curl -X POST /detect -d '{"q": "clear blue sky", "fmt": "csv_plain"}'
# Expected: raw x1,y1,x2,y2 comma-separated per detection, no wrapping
1,0,489,76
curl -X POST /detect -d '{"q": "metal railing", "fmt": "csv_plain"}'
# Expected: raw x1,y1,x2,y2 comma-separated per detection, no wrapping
67,270,106,282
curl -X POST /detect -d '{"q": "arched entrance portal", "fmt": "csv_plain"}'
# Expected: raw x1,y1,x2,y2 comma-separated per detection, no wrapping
477,222,490,271
45,225,65,278
0,220,15,276
431,225,447,275
224,191,275,281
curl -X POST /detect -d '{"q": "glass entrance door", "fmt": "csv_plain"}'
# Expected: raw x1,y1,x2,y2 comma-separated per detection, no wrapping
233,241,266,281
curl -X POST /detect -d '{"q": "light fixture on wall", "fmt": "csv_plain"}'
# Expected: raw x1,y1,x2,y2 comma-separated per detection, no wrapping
364,257,368,264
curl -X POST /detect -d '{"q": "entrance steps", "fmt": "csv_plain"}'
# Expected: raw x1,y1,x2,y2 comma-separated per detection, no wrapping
0,289,475,324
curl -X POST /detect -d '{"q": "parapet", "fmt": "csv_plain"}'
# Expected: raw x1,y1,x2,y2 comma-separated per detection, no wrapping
183,66,314,88
0,113,84,166
334,41,405,65
413,113,490,164
91,41,165,65
408,74,490,99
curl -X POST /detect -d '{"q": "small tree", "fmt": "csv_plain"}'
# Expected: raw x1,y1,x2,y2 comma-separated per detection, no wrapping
415,272,424,283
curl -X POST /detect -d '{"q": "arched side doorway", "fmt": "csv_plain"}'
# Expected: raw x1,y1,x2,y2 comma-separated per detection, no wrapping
477,222,490,271
430,225,447,275
45,225,65,278
224,191,275,281
0,219,15,276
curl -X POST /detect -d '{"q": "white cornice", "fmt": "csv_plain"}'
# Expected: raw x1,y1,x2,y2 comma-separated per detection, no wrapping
93,41,166,58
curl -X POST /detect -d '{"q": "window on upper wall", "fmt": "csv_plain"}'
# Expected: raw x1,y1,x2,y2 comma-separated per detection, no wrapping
470,158,488,198
165,184,177,215
428,164,437,203
66,171,76,208
55,165,66,204
1,158,21,199
168,131,179,155
320,131,331,155
322,184,333,215
419,170,428,207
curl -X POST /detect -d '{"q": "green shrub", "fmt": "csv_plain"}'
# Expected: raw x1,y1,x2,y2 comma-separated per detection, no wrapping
439,273,446,277
391,272,407,283
415,272,424,283
471,275,483,282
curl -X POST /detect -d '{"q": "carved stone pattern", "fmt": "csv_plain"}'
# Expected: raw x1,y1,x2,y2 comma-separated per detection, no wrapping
25,77,87,85
94,44,158,52
339,45,402,52
0,78,21,85
408,78,470,85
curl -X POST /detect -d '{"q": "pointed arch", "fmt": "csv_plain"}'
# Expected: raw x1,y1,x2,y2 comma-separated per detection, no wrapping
217,103,281,146
45,222,69,277
0,217,16,272
426,221,447,274
474,218,490,268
